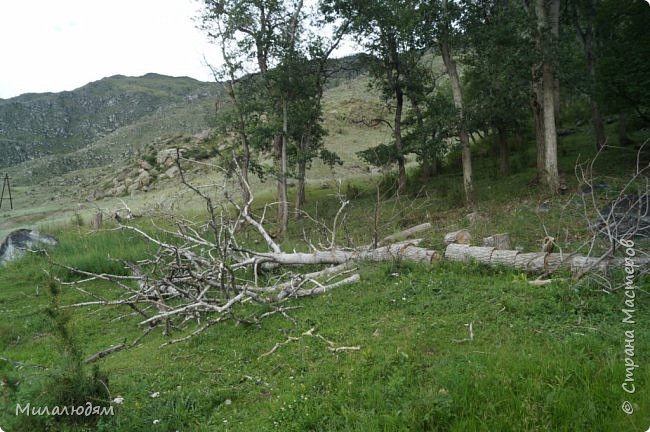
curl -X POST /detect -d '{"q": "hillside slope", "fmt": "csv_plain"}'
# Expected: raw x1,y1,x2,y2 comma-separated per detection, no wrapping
0,74,222,182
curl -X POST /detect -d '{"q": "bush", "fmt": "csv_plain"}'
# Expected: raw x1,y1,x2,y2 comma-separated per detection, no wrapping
1,280,111,431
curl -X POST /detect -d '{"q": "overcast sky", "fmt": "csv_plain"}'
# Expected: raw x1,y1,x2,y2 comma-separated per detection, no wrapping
0,0,221,99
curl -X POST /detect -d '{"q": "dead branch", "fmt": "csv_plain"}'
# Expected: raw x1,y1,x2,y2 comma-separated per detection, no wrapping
380,222,432,245
84,344,127,364
259,327,360,359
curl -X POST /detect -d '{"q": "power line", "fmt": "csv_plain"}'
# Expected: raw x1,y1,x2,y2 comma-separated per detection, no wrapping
0,174,13,210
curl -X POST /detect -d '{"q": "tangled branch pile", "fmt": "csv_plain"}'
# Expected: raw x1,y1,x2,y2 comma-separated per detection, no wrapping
54,166,438,354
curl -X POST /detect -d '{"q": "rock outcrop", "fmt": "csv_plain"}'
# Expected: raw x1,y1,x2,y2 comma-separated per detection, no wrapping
0,229,58,266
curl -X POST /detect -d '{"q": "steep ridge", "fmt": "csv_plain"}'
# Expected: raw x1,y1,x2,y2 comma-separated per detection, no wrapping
0,74,222,179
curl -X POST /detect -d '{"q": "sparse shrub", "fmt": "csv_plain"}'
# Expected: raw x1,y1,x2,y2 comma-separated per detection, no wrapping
72,212,84,229
344,182,361,199
378,171,399,195
1,280,111,431
143,153,157,167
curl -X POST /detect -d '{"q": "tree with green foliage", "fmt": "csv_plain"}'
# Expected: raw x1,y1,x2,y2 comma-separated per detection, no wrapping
436,0,476,203
200,0,343,233
567,0,607,150
199,0,286,206
461,0,532,176
324,0,427,194
594,0,650,142
528,0,560,192
403,71,456,182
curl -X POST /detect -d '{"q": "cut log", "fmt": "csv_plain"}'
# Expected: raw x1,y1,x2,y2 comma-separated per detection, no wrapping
254,241,440,266
465,246,495,264
380,223,432,245
444,243,650,275
444,243,471,262
482,233,512,250
444,229,472,245
491,249,519,266
514,252,547,271
544,253,570,273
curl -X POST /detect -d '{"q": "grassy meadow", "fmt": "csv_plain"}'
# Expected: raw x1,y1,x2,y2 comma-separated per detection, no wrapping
1,79,650,431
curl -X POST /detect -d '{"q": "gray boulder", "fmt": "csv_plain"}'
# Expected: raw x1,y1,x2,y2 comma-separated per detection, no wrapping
0,229,58,266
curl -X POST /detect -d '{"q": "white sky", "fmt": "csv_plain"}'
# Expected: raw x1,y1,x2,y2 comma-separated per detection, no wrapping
0,0,221,99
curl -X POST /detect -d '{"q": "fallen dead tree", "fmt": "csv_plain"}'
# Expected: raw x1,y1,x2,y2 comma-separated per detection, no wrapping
53,162,443,358
444,243,650,273
54,150,648,359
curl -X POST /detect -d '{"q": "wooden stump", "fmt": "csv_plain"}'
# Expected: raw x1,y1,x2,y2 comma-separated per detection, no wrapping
90,212,103,230
444,229,472,245
380,223,432,245
482,233,512,250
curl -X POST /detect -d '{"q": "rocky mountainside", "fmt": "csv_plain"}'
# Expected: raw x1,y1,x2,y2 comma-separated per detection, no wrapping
0,73,222,183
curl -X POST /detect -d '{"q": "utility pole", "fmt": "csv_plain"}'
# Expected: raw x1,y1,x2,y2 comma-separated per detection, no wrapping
0,174,13,210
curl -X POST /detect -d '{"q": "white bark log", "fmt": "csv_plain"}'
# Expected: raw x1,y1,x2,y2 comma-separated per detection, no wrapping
444,243,471,262
491,249,519,266
254,241,439,266
465,246,495,264
444,229,472,245
482,233,512,250
381,223,432,245
443,244,649,274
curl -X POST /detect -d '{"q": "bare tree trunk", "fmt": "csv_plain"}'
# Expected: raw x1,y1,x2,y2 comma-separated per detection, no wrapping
296,159,306,214
497,125,509,176
575,6,607,151
590,100,606,149
619,110,632,145
421,157,432,182
278,98,289,234
535,0,560,193
542,61,559,191
394,87,407,194
532,71,546,180
229,79,251,202
440,40,474,205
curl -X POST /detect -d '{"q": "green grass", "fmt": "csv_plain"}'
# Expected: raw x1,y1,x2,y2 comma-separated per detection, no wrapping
2,73,650,430
1,250,648,430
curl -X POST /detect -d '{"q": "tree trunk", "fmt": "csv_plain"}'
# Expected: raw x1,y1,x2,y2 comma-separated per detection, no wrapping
440,40,474,205
232,82,251,202
275,98,289,234
420,155,435,183
590,100,606,150
542,60,559,191
531,76,546,180
296,159,306,215
256,240,439,266
496,125,509,176
619,110,632,145
576,10,607,151
394,87,407,194
278,99,289,234
535,0,560,193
